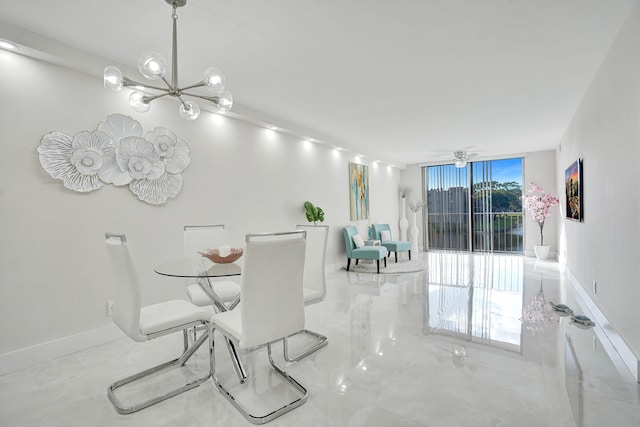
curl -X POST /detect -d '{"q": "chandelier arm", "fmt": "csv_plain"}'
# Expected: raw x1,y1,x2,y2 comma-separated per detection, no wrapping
174,94,194,110
141,92,172,103
122,77,167,92
181,93,220,105
160,76,176,92
178,81,206,92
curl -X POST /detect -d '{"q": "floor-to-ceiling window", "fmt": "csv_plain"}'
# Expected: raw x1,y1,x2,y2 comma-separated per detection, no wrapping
424,158,523,253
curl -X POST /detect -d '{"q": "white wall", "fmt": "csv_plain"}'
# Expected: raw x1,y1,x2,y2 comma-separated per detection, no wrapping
556,2,640,359
0,50,400,357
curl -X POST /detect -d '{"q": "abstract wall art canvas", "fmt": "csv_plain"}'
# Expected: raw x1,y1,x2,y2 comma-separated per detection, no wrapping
349,162,369,220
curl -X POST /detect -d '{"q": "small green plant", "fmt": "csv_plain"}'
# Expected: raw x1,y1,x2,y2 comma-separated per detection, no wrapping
304,201,325,224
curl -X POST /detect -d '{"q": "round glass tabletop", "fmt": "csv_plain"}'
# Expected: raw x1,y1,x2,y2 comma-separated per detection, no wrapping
154,257,241,278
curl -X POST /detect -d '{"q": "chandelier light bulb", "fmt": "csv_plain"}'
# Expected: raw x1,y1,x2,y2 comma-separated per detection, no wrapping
138,52,167,80
129,91,150,113
215,91,233,112
179,101,200,120
103,66,123,92
203,67,226,93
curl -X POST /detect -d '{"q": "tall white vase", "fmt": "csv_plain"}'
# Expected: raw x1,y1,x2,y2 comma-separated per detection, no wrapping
399,198,409,241
410,211,419,254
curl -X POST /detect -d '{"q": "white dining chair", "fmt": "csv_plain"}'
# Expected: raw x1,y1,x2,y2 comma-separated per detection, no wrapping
183,225,241,308
283,224,329,362
104,233,211,414
208,230,308,424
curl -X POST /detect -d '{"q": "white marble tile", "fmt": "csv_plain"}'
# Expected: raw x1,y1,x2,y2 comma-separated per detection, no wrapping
0,252,638,426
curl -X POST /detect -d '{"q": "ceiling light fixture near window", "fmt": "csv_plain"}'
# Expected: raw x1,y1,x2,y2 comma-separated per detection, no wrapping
265,128,275,139
454,151,468,168
304,140,312,149
103,0,233,121
0,39,18,50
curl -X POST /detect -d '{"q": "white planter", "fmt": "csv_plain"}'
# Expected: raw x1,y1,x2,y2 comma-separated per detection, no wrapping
399,198,409,241
409,211,419,254
534,245,550,260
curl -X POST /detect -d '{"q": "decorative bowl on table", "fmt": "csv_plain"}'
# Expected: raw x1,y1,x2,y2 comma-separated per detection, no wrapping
199,247,243,264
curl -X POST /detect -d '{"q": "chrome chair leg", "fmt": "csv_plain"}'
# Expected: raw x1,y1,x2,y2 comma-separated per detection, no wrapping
283,329,328,363
108,324,211,415
209,329,307,425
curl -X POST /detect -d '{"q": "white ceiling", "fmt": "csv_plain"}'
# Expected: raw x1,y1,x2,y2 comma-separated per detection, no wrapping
0,0,636,166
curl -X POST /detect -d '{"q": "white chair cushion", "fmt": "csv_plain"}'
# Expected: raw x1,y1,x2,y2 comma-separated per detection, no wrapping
303,287,323,304
210,308,243,343
352,234,365,248
186,280,241,306
139,300,210,336
380,230,391,242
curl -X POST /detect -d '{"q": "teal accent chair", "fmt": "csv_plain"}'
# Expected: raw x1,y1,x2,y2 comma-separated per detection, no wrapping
370,224,411,263
343,226,388,273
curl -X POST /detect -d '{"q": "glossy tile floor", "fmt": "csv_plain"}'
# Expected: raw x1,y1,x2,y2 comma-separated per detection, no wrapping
1,252,639,426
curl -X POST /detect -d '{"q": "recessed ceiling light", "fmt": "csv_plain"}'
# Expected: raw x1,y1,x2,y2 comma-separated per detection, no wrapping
0,40,18,50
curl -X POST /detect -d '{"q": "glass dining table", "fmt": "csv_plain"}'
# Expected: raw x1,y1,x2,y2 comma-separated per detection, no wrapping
154,258,246,383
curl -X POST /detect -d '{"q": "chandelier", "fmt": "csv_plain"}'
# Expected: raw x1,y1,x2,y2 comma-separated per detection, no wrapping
103,0,232,120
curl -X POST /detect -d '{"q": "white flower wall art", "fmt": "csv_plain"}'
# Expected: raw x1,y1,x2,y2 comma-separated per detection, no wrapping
37,114,191,205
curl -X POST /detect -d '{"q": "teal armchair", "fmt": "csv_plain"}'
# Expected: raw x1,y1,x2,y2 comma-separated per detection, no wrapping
343,226,388,273
370,224,411,263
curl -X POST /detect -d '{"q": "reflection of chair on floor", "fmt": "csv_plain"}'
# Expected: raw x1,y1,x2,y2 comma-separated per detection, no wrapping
371,223,411,262
183,225,240,309
283,224,329,362
343,226,388,273
347,272,391,297
208,230,308,424
104,233,211,414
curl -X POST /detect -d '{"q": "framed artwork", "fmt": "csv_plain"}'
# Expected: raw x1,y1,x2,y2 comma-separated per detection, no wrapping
349,162,369,220
565,159,582,221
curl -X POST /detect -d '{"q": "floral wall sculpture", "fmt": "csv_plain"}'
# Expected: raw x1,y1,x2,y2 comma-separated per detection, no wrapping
37,114,191,205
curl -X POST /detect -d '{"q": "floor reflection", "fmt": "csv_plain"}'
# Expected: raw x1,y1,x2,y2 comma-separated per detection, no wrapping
424,251,524,352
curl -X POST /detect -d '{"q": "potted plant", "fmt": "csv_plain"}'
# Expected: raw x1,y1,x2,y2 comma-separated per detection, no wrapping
521,183,559,260
304,201,325,225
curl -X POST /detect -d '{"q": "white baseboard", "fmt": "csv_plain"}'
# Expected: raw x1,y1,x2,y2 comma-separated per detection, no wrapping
0,324,125,376
567,269,639,383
